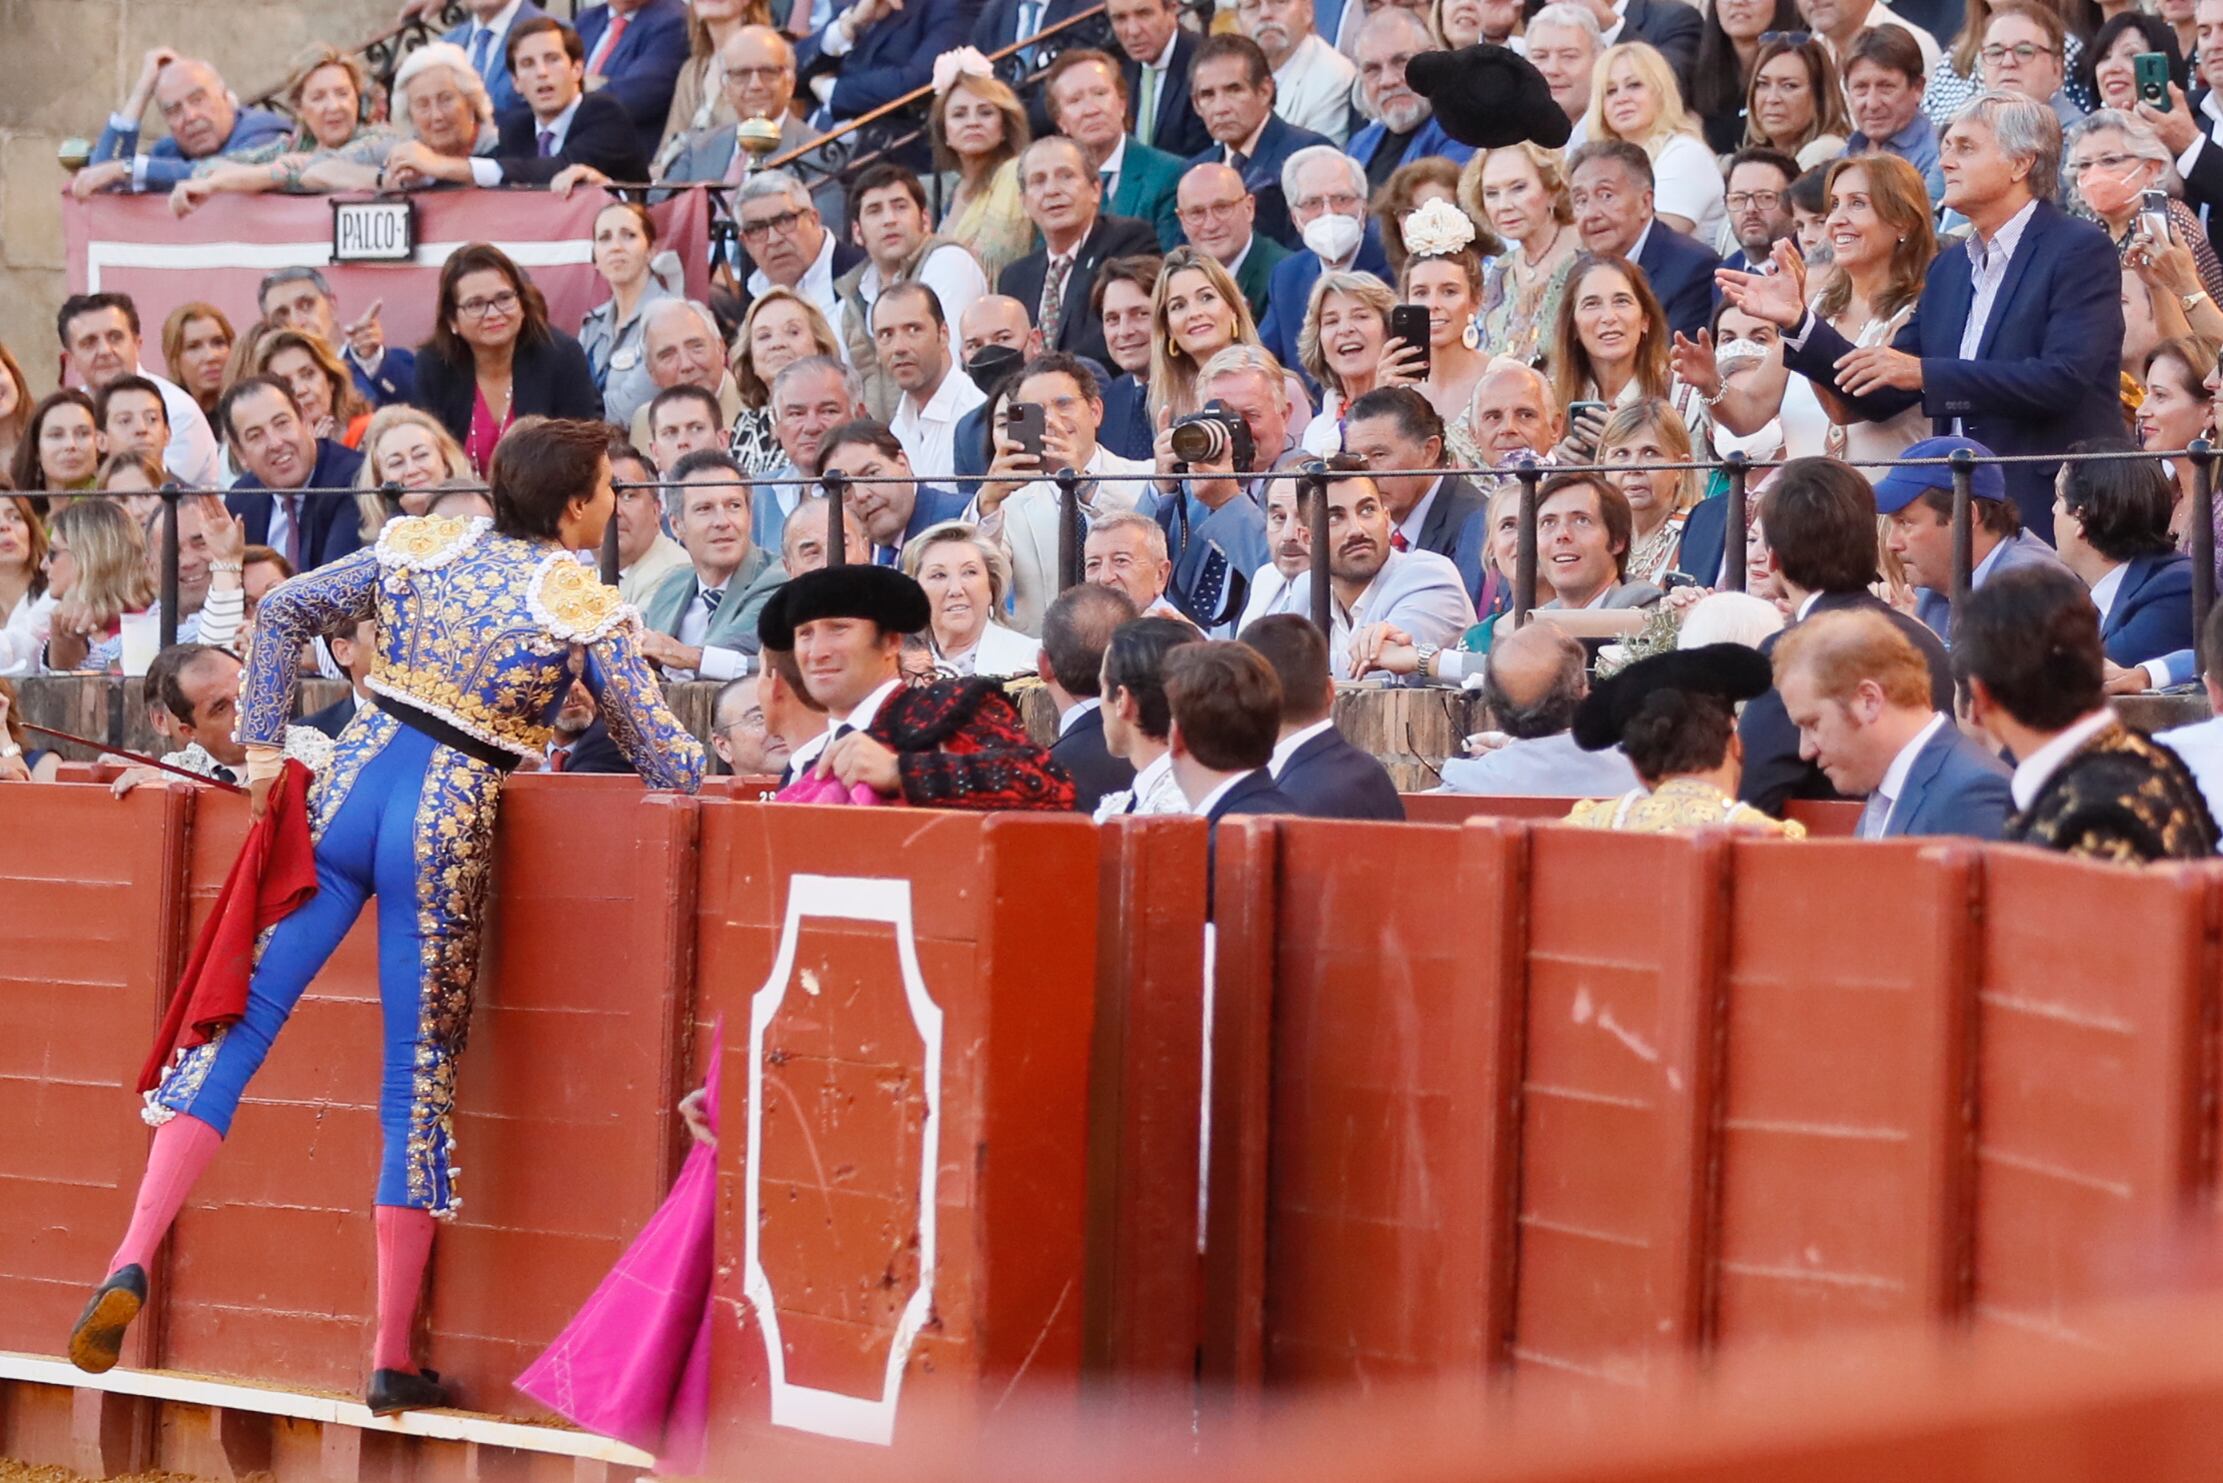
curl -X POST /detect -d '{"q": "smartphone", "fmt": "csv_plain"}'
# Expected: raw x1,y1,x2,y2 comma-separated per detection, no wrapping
1388,305,1432,378
1567,400,1609,449
1005,401,1046,461
2136,51,2172,110
2142,188,2172,244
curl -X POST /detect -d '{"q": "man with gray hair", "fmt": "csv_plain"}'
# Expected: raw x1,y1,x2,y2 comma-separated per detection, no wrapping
259,268,415,409
1721,90,2122,542
628,298,748,448
652,25,845,223
758,355,865,548
78,50,290,195
1525,3,1603,138
735,168,859,341
1436,621,1644,796
1000,136,1159,366
1348,8,1475,189
1260,146,1391,386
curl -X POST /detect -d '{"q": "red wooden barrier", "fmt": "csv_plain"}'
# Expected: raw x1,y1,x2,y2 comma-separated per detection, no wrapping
692,803,1103,1465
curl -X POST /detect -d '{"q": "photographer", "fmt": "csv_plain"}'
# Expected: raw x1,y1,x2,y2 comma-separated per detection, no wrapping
1138,344,1306,633
965,352,1152,636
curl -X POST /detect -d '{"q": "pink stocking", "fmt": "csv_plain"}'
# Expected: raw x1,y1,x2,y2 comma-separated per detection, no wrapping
107,1114,222,1276
373,1205,436,1374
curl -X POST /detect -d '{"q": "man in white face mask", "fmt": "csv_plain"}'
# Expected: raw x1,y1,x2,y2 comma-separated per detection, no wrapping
1259,145,1391,396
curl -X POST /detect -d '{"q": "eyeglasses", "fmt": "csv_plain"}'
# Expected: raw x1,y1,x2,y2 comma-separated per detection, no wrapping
456,290,520,318
1980,41,2056,63
1292,190,1364,213
1758,29,1813,45
2067,152,2140,175
1725,189,1784,210
723,65,792,85
739,208,809,240
1179,199,1250,221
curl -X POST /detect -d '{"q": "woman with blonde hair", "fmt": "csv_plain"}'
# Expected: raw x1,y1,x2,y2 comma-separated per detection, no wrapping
1597,398,1702,585
732,287,845,473
353,406,474,540
1296,270,1408,453
1147,247,1262,424
928,51,1035,285
169,45,399,213
902,521,1041,676
654,0,769,169
1742,34,1852,168
258,329,372,448
1583,40,1725,242
161,305,234,420
1463,142,1579,368
1675,154,1934,465
41,498,156,674
1397,198,1493,466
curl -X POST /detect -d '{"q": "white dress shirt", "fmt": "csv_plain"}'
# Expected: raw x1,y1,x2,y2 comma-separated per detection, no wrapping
1237,560,1304,632
1059,696,1102,736
1271,34,1359,146
1134,30,1181,147
1093,748,1187,818
2009,707,2118,812
1861,712,1946,837
1393,477,1441,552
671,570,750,682
471,96,582,185
890,366,987,482
1189,768,1255,816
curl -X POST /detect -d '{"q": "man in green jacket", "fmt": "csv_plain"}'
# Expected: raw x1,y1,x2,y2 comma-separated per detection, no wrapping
637,448,789,681
1046,48,1186,251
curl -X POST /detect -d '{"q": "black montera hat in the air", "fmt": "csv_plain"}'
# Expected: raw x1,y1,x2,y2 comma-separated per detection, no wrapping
1406,43,1574,150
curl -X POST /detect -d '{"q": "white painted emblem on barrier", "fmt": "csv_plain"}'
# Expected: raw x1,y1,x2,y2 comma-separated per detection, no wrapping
744,874,943,1446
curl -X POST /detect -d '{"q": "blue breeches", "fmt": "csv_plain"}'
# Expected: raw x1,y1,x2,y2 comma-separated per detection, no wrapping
147,712,506,1216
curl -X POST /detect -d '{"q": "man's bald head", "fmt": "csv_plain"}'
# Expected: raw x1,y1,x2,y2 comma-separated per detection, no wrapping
156,57,239,160
958,294,1039,361
1482,620,1587,739
1469,358,1562,460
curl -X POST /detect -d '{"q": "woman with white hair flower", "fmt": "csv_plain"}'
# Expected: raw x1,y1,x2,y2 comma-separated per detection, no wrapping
929,47,1035,284
292,42,497,193
1397,196,1493,468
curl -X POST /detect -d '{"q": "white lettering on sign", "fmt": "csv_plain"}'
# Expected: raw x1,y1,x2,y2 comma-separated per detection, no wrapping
331,202,415,264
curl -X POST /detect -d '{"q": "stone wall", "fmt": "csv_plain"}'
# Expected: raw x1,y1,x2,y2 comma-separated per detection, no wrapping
0,0,401,375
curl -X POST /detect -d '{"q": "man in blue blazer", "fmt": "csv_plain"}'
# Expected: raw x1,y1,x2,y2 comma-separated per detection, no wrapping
1721,93,2123,543
816,418,972,565
795,0,975,127
1164,641,1295,910
1184,34,1336,250
1772,607,2013,840
1243,615,1406,821
1347,9,1477,188
1114,0,1213,158
2053,448,2200,688
975,0,1115,136
1570,140,1721,340
1259,148,1389,395
442,0,553,117
484,19,651,184
574,0,692,159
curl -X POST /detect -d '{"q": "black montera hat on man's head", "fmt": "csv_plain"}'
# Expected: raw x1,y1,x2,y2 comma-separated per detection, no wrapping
1406,44,1574,150
1572,643,1774,752
758,564,931,650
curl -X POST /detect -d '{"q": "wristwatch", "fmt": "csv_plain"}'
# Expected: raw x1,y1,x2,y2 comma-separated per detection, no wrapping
2185,290,2211,313
1413,644,1442,679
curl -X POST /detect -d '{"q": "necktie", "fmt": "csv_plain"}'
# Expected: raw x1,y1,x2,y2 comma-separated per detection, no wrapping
281,494,303,571
210,764,239,785
1136,67,1158,147
470,26,496,78
1390,530,1409,552
1229,149,1249,178
702,584,725,615
588,12,631,75
1017,0,1043,68
1857,789,1892,839
1039,254,1072,346
549,747,570,773
536,128,555,158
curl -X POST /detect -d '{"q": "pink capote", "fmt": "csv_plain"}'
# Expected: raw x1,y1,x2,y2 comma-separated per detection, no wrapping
773,771,893,805
515,1024,722,1472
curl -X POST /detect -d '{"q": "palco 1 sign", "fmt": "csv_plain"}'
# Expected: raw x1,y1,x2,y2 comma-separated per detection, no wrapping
331,198,415,264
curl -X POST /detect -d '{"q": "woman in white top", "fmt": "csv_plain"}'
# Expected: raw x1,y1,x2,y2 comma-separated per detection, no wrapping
1583,41,1726,245
1741,34,1851,171
0,494,53,678
1689,155,1935,472
1296,270,1408,454
905,521,1042,677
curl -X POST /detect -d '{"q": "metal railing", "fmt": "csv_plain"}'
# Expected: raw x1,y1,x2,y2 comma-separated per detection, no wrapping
245,2,469,115
48,440,2210,668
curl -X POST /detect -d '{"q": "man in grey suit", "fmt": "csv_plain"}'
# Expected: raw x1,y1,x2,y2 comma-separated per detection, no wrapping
636,448,789,682
1878,436,2066,640
1437,621,1643,796
651,26,844,227
1772,607,2012,839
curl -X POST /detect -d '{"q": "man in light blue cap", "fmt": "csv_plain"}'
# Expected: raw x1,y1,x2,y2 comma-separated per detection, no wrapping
1876,435,2066,639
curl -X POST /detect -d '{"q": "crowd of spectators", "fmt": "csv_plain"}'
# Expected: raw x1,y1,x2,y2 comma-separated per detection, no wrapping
9,0,2223,859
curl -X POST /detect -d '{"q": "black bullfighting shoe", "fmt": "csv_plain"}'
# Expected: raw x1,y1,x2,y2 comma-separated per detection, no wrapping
68,1265,148,1374
366,1367,448,1417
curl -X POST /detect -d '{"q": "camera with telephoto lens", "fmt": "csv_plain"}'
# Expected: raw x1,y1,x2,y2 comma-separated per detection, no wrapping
1168,399,1255,473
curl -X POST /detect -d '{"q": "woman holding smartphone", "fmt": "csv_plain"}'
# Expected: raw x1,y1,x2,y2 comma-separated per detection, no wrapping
1547,253,1704,463
1396,198,1493,468
2068,111,2223,304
